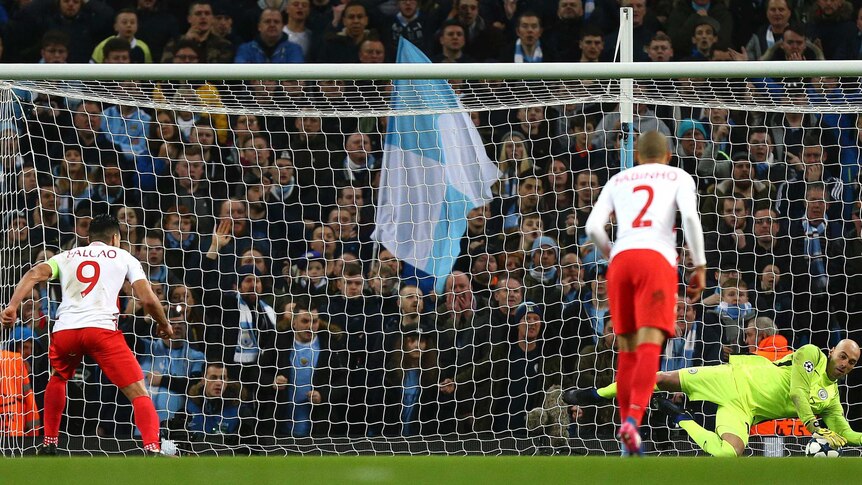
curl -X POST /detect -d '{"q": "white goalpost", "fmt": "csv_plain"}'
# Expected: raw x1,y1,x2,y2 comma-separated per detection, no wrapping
1,37,862,457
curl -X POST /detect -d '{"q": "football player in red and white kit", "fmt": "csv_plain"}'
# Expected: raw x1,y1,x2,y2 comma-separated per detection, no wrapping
575,131,707,455
1,214,174,456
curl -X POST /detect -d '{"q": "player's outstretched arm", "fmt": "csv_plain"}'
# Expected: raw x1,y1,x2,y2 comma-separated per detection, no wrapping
822,398,862,446
0,262,53,327
131,279,174,339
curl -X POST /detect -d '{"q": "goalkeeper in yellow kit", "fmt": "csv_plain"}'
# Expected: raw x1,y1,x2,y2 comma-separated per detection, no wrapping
564,339,861,456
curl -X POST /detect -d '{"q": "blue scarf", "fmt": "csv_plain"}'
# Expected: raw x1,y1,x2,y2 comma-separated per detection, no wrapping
396,10,420,27
297,275,328,291
514,39,543,63
717,301,754,321
149,265,168,284
502,202,521,231
692,0,710,13
662,323,697,371
716,300,754,345
164,230,197,251
233,292,277,364
528,265,558,285
271,178,295,201
344,153,378,181
802,220,828,291
499,163,519,199
766,25,779,48
401,369,421,436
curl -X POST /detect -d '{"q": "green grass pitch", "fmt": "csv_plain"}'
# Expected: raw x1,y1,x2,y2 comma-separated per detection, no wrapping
1,456,859,485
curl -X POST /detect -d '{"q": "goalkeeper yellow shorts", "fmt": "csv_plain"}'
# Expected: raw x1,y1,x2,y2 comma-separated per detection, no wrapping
679,364,752,445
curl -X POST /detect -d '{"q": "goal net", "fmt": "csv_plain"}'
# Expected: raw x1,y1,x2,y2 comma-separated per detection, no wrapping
1,61,861,457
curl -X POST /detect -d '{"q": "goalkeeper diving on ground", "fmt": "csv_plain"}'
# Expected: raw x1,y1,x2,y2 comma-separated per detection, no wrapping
563,340,861,457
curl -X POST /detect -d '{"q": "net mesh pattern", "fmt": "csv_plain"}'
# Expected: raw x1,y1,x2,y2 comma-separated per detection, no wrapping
5,77,862,118
0,74,860,457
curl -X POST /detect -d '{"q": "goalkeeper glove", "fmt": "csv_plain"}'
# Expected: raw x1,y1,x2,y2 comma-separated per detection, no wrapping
808,419,848,448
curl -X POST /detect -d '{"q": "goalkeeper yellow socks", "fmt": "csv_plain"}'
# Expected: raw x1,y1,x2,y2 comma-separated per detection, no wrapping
596,382,660,399
597,383,617,399
678,420,739,457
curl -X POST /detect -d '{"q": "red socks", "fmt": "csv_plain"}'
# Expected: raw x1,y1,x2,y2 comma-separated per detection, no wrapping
131,396,161,451
627,342,662,426
42,376,66,445
615,351,637,423
43,376,161,451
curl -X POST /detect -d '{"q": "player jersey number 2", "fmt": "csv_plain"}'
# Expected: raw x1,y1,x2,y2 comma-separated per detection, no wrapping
632,185,654,228
76,260,101,297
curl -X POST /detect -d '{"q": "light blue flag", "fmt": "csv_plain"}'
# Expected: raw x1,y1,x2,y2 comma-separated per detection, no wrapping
372,38,498,294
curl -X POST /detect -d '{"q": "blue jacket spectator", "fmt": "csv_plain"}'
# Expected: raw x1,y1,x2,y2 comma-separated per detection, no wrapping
139,316,206,423
234,8,303,64
102,104,152,162
383,332,440,437
262,305,346,438
184,363,245,436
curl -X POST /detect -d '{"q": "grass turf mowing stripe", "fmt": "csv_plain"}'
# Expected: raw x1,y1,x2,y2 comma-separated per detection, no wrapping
1,456,858,484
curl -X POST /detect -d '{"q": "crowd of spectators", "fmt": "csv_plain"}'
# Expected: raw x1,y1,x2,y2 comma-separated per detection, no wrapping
2,0,862,445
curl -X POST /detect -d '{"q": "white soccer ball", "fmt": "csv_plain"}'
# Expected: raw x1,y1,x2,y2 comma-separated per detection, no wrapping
805,436,841,458
160,439,179,457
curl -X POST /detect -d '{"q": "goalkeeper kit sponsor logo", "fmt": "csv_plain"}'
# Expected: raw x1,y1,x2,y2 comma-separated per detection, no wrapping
804,361,814,373
688,368,698,374
818,388,828,400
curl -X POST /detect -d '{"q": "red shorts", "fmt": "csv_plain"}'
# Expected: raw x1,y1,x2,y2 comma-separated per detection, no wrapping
606,249,678,336
49,327,144,388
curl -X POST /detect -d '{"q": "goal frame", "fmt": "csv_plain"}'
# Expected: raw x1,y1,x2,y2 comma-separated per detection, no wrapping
0,59,858,81
3,42,862,457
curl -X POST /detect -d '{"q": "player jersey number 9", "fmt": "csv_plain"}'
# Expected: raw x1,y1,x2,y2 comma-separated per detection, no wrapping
76,260,101,297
